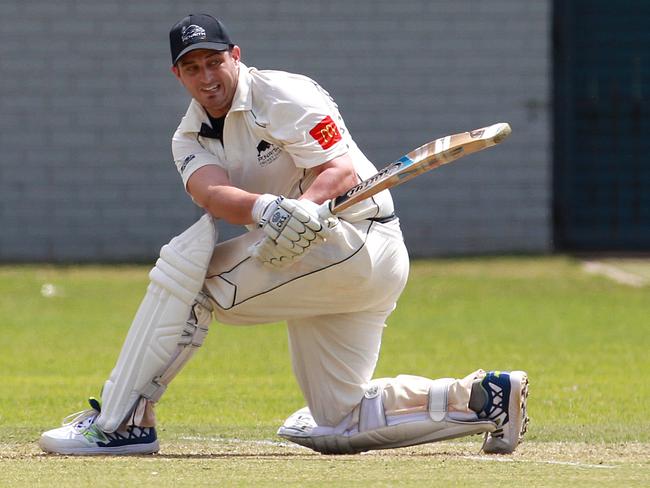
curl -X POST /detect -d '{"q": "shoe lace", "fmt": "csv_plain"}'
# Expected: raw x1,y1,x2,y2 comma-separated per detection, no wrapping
61,397,102,431
61,409,96,428
480,432,489,452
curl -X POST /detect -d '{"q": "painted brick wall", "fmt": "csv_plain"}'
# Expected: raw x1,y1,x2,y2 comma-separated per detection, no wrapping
0,0,551,260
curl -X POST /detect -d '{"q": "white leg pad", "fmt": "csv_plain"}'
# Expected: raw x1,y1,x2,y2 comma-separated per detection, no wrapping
278,377,496,454
95,214,217,433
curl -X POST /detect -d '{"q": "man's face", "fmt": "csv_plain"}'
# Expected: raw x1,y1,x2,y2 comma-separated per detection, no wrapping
172,46,241,118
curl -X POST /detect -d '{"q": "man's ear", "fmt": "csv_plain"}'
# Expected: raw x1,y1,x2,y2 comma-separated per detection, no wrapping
171,65,182,81
230,45,241,63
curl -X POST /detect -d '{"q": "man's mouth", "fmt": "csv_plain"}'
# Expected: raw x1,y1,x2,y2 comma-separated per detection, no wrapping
201,84,220,93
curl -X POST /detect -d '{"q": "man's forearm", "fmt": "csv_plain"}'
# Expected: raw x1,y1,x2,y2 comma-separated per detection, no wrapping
300,165,358,204
202,185,259,225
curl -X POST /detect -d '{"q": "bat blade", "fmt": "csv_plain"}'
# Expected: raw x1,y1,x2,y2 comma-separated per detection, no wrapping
330,122,512,214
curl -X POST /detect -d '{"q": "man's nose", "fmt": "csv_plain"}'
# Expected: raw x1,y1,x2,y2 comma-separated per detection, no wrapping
199,66,214,84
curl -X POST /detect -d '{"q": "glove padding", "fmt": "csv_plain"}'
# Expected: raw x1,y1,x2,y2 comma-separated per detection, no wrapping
250,195,338,268
258,196,329,253
250,235,304,268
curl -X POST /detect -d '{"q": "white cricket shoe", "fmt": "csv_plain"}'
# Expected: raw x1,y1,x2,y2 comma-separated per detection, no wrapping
39,398,159,455
478,371,529,454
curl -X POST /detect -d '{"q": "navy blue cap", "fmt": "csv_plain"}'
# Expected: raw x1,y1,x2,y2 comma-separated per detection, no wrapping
169,14,233,65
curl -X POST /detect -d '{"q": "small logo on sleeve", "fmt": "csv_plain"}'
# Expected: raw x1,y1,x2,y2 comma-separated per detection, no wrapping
180,154,195,173
309,116,342,150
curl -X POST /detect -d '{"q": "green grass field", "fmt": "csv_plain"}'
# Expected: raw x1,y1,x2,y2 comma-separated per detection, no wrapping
1,257,649,486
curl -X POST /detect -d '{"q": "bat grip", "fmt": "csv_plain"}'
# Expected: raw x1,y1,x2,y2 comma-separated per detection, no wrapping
317,200,339,228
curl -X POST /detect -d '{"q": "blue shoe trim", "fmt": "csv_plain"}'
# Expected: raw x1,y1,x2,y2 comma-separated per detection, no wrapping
479,371,512,427
97,427,157,448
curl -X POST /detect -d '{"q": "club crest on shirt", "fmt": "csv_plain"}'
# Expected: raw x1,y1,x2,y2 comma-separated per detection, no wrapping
256,140,282,167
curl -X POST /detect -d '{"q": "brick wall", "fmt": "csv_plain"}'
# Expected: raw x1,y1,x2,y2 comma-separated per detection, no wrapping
0,0,551,260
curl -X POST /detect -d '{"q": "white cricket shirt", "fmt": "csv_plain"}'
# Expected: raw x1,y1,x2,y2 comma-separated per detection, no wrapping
172,64,394,221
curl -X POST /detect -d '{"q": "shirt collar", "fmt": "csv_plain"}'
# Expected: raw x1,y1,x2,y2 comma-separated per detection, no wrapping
229,62,252,112
177,63,252,134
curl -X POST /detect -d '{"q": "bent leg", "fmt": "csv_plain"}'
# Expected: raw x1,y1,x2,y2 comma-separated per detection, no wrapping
278,370,529,455
203,219,409,428
287,312,387,427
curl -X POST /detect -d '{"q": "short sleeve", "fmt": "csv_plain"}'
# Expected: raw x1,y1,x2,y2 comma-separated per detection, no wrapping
266,81,349,168
172,130,225,189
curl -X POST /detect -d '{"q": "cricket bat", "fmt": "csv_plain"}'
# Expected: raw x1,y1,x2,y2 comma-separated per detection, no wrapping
328,122,512,214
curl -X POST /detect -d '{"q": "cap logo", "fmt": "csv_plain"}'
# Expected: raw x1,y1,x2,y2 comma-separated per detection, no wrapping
181,24,207,45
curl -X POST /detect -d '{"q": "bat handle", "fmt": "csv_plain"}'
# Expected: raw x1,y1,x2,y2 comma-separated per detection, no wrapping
318,200,339,228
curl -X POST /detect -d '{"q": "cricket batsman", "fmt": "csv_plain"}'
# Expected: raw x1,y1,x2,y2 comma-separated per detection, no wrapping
40,14,529,456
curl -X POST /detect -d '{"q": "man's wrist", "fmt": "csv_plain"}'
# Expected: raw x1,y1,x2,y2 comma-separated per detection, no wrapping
251,193,279,224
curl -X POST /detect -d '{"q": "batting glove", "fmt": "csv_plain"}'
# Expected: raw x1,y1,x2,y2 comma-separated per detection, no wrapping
252,195,330,254
250,195,338,267
249,235,304,269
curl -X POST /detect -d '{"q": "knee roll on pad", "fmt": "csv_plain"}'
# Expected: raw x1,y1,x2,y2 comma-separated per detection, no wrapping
278,377,496,454
96,214,217,433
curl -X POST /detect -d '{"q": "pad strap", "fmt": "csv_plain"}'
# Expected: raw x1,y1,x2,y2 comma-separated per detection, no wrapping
141,294,212,401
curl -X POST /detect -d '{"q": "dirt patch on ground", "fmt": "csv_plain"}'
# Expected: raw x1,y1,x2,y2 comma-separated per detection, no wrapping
3,439,648,465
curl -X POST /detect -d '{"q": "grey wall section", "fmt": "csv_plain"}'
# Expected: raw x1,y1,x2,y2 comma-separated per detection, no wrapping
0,0,551,261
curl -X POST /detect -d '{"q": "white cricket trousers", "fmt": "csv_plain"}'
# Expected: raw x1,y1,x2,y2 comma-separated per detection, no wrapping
204,218,410,426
